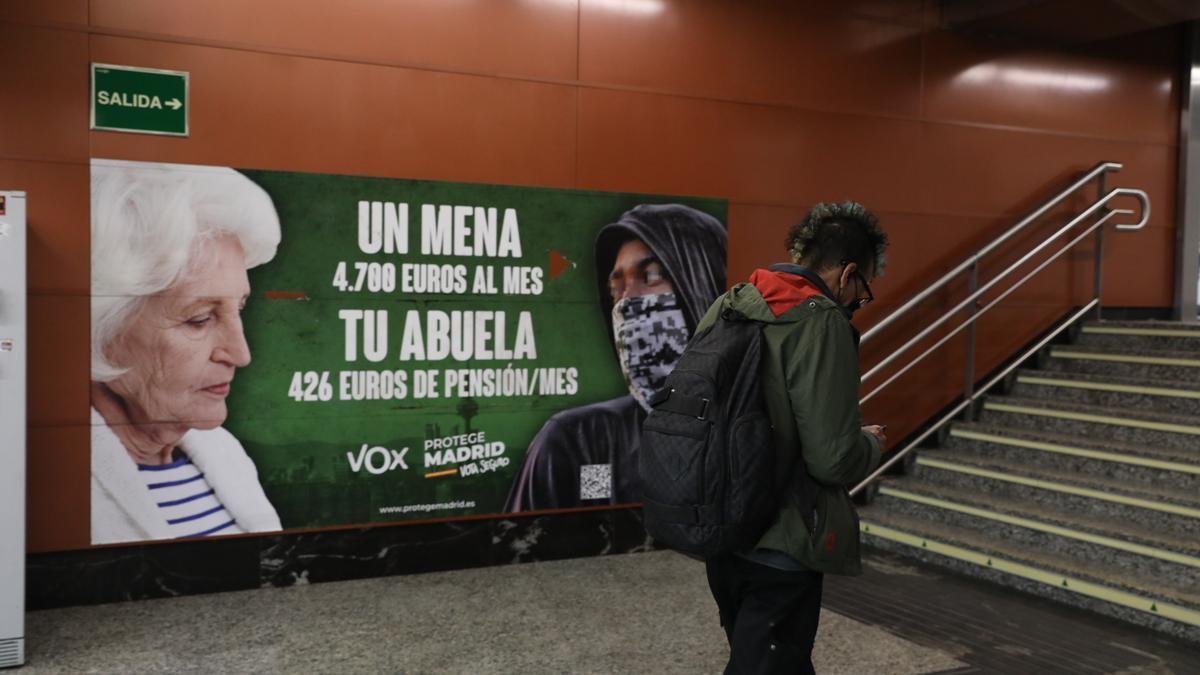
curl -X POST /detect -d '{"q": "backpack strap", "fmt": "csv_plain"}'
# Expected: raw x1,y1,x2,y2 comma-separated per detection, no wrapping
649,388,710,420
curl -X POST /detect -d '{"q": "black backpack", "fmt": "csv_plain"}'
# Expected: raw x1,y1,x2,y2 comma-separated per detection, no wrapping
638,307,785,557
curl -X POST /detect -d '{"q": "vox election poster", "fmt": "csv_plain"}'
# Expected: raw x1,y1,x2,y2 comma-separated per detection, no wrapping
89,159,726,544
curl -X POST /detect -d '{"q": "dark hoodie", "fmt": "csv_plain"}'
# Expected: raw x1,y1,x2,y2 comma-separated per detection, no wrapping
505,204,727,512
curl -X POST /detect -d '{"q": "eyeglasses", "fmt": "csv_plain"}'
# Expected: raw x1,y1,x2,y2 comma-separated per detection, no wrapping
840,260,874,311
850,269,874,311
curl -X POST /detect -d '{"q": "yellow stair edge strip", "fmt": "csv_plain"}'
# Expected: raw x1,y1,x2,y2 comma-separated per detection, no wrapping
949,428,1200,476
1082,326,1200,338
1049,349,1200,368
917,457,1200,520
860,521,1200,627
983,401,1200,437
878,486,1200,569
1015,374,1200,401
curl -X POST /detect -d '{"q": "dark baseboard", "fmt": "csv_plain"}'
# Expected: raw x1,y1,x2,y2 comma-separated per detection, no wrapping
1098,306,1173,321
27,508,652,610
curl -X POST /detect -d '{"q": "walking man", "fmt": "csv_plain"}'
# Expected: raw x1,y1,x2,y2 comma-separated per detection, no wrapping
697,201,889,674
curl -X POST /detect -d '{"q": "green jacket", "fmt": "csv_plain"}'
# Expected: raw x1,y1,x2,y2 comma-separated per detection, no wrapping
696,271,882,575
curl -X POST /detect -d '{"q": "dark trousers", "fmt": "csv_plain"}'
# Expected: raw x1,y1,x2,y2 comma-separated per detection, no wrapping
705,554,824,675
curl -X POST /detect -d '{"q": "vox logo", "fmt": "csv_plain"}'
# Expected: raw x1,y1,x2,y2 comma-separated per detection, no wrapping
347,444,410,474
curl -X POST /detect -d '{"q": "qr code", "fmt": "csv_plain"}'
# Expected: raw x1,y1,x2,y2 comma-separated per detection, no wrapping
580,464,613,500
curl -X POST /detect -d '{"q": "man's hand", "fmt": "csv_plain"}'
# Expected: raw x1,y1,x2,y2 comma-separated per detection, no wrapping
863,425,888,449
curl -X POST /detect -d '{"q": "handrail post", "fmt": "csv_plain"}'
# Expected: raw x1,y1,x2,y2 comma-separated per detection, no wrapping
962,261,979,420
1093,171,1108,320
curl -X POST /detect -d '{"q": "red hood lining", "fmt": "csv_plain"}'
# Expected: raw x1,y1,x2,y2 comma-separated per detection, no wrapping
749,268,826,317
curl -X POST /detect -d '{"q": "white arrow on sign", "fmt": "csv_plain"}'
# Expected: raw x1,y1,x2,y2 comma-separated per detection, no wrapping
165,98,182,110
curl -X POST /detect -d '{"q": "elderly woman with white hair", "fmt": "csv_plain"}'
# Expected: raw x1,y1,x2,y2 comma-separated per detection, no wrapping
90,160,282,544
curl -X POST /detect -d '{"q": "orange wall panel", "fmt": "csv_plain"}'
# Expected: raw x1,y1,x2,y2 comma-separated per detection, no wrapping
90,0,581,80
0,160,90,295
917,123,1174,221
861,213,998,292
806,0,926,26
974,304,1073,371
0,24,89,162
27,296,90,428
26,426,91,553
922,29,1179,145
0,0,87,26
88,35,579,187
725,202,807,284
1099,225,1176,306
576,87,924,209
579,0,923,116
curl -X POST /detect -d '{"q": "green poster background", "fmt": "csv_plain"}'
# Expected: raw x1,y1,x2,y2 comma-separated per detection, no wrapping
226,168,726,529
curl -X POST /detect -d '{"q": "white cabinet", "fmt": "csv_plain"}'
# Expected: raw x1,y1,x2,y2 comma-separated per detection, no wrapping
0,192,26,668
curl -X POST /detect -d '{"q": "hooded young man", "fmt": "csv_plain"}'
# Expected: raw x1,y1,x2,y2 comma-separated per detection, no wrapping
699,201,888,675
506,203,727,512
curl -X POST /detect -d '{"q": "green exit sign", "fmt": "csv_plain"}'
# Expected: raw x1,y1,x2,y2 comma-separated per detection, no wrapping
91,63,189,136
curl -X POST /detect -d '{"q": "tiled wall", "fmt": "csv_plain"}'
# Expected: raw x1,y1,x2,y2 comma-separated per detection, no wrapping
1,0,1181,604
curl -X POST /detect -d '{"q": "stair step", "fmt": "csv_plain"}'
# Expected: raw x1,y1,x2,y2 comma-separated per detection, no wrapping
860,511,1200,641
1080,321,1200,351
979,396,1200,451
948,422,1199,491
1084,320,1200,335
1043,345,1200,379
951,422,1198,470
861,509,1200,608
917,451,1200,514
913,451,1200,536
872,481,1200,592
1012,369,1200,416
873,480,1200,566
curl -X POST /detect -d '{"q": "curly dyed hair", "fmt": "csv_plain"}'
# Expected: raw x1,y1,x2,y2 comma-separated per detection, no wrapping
785,201,888,276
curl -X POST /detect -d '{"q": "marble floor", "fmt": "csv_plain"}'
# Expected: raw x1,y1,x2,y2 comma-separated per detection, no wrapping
22,550,964,674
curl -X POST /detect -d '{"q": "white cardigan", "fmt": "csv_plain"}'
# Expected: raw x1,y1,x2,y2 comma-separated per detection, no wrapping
91,408,282,544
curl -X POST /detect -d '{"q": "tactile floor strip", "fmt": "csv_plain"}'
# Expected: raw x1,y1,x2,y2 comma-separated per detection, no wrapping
1082,326,1200,338
1049,349,1200,368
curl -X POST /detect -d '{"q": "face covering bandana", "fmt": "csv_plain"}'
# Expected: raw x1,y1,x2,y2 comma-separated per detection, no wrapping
612,293,690,412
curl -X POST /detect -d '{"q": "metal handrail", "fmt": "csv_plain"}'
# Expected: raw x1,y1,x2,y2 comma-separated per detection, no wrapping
852,301,1099,492
861,192,1147,397
849,163,1150,497
860,161,1125,344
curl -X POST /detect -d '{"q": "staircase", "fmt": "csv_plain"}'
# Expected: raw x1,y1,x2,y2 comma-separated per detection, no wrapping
860,319,1200,643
